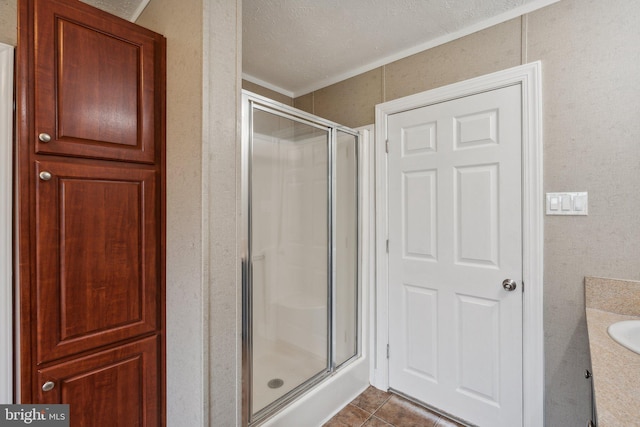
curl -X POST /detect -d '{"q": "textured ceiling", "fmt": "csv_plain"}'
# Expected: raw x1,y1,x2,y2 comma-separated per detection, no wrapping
81,0,149,21
81,0,558,98
243,0,558,97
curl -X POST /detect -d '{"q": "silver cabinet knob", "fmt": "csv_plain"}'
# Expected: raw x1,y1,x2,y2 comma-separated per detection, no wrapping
42,381,55,392
38,133,52,143
39,171,52,181
502,279,517,291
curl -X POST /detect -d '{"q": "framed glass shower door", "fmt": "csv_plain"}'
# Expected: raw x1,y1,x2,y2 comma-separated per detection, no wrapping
242,92,360,425
249,106,330,416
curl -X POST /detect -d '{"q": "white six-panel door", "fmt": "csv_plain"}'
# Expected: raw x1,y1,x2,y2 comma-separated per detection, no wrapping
387,84,523,426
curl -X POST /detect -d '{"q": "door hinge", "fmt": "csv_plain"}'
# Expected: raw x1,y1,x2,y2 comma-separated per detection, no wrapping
521,280,524,293
385,139,389,153
386,344,390,359
386,239,389,253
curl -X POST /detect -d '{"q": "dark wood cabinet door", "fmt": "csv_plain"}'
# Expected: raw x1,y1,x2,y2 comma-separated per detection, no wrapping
33,0,162,163
18,0,166,421
37,336,159,426
35,159,158,363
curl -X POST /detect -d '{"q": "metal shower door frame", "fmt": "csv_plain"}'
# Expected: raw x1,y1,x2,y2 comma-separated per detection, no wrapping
240,90,361,426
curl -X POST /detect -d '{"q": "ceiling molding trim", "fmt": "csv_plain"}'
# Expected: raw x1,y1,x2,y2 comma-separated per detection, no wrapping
241,72,295,99
290,0,560,97
130,0,151,22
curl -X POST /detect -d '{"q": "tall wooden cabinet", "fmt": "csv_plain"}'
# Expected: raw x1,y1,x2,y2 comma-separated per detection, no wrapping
17,0,166,424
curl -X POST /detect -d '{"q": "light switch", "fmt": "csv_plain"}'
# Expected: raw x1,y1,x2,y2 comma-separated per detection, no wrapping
574,194,587,212
546,192,588,215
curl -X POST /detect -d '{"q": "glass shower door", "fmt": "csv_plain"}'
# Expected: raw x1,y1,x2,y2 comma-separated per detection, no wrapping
243,93,361,426
335,130,358,367
249,107,330,416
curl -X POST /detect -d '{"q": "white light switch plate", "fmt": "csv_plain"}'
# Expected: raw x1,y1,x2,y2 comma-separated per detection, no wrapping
546,192,588,215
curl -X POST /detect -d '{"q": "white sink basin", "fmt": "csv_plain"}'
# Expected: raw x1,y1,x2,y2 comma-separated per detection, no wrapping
608,320,640,355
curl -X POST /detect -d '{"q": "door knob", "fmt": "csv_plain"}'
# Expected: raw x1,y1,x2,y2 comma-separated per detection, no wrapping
38,133,51,143
502,279,517,291
39,171,52,181
42,381,55,392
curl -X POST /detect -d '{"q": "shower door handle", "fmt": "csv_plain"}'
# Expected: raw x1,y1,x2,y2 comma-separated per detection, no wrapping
241,256,249,340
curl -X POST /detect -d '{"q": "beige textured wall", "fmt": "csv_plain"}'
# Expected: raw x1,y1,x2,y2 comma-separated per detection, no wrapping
295,1,640,425
385,17,522,102
202,0,242,424
138,0,243,425
0,0,17,46
527,0,640,425
295,18,522,129
139,0,241,423
136,1,206,425
314,68,383,128
242,79,292,106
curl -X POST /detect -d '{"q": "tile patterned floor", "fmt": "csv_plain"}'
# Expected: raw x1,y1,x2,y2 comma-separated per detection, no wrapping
323,386,465,427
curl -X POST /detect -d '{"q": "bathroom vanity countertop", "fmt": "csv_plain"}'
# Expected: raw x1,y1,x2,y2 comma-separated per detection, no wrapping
585,277,640,427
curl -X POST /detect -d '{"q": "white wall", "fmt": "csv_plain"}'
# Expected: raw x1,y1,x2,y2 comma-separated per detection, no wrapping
0,42,14,405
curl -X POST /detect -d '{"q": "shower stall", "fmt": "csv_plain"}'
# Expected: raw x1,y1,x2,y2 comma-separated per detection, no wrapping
241,91,367,426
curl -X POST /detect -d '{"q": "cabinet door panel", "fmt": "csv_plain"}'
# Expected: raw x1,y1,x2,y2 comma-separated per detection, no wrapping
34,0,160,163
37,336,159,427
36,160,158,363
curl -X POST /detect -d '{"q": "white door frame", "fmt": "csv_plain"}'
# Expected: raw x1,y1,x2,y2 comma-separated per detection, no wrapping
0,42,14,404
373,62,543,427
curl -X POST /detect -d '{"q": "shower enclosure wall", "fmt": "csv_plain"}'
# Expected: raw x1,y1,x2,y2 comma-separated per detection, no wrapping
242,91,364,426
